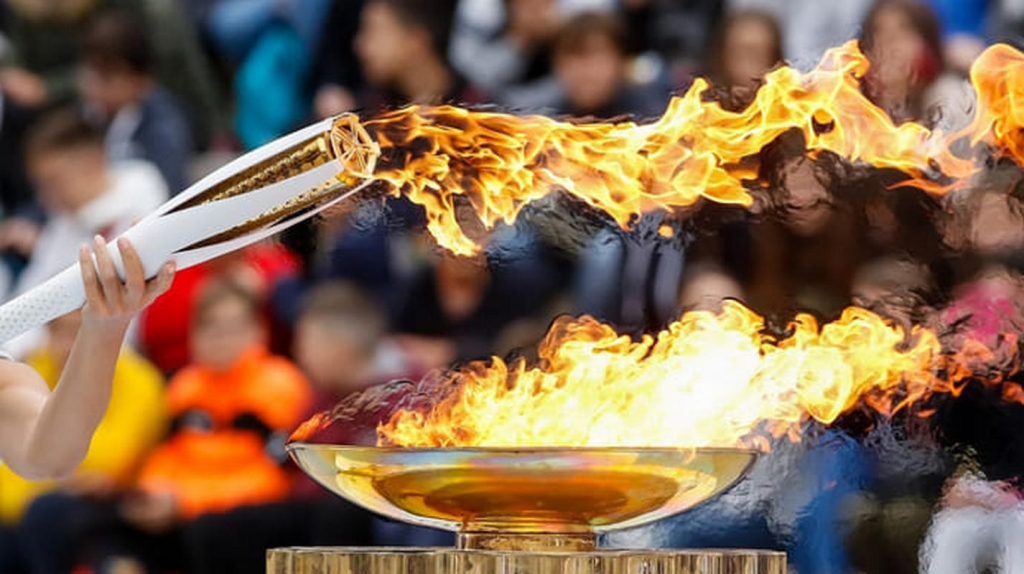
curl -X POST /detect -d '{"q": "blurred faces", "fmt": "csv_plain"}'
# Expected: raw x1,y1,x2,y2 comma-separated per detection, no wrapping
355,2,422,87
779,157,833,236
679,268,743,312
721,15,780,90
436,253,490,322
294,318,372,396
77,63,150,117
967,193,1024,256
190,295,264,373
867,6,927,94
555,32,625,114
27,145,108,214
862,2,943,121
507,0,561,49
851,258,932,325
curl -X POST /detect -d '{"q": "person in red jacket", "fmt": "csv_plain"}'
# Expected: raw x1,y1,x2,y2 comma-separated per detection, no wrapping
137,243,299,373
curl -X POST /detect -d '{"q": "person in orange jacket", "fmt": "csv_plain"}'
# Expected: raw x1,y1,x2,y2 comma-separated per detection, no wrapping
16,276,312,573
130,279,312,525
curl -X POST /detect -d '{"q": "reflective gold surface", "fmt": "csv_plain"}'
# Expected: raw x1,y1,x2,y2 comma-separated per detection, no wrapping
287,445,756,545
266,547,787,574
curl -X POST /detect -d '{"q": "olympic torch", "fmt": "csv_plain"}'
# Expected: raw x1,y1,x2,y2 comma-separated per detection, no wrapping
0,114,381,343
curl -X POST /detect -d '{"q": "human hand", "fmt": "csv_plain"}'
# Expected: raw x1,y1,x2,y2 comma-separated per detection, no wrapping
79,236,175,331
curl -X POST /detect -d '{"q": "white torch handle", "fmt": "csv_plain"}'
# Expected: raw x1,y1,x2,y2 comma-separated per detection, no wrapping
0,264,85,343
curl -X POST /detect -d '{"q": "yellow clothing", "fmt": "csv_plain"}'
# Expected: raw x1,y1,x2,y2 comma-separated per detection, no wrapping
0,348,167,523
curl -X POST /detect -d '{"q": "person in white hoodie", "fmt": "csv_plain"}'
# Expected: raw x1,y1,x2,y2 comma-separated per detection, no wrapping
13,110,167,298
2,109,168,357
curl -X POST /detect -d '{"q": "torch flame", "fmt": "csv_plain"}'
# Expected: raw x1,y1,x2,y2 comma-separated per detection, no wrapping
378,301,1012,449
364,41,1024,255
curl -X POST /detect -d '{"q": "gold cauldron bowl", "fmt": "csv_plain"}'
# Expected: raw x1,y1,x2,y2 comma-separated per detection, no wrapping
287,444,757,552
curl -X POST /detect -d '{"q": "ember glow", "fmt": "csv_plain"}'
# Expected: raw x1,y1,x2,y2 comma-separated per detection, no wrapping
364,41,1024,255
377,302,1012,449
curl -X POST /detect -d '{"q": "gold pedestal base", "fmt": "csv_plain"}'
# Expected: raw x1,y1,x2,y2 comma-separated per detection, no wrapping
266,547,786,574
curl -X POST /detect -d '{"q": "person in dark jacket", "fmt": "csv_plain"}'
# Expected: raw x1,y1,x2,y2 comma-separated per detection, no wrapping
552,12,664,119
78,10,194,194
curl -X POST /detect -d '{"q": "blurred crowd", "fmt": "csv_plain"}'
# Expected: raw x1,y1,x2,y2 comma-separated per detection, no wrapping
0,0,1022,573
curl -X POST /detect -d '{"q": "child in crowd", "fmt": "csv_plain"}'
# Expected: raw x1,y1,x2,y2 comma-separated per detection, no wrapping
706,10,783,95
354,0,482,110
176,282,390,573
552,12,662,118
11,111,167,301
134,280,311,520
138,243,300,374
53,279,311,572
79,10,195,194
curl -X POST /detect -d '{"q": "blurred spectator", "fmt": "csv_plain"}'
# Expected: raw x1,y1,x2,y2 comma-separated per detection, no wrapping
619,0,724,75
573,214,685,331
177,282,388,573
354,0,482,111
137,279,310,516
10,110,166,302
552,12,663,118
204,0,332,148
678,262,744,313
927,0,991,74
0,311,166,572
746,140,871,319
851,256,938,327
295,281,388,405
393,226,565,365
79,10,194,194
922,477,1024,574
729,0,874,66
203,0,332,60
939,187,1024,262
311,0,365,119
860,0,974,129
706,9,783,94
0,0,223,147
450,0,614,109
138,243,299,374
87,280,310,571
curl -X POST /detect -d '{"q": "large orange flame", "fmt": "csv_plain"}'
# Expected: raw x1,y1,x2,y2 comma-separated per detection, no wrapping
378,301,1009,449
365,41,1024,255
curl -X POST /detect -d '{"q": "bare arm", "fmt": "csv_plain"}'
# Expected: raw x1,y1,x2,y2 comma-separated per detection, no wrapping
0,237,174,479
